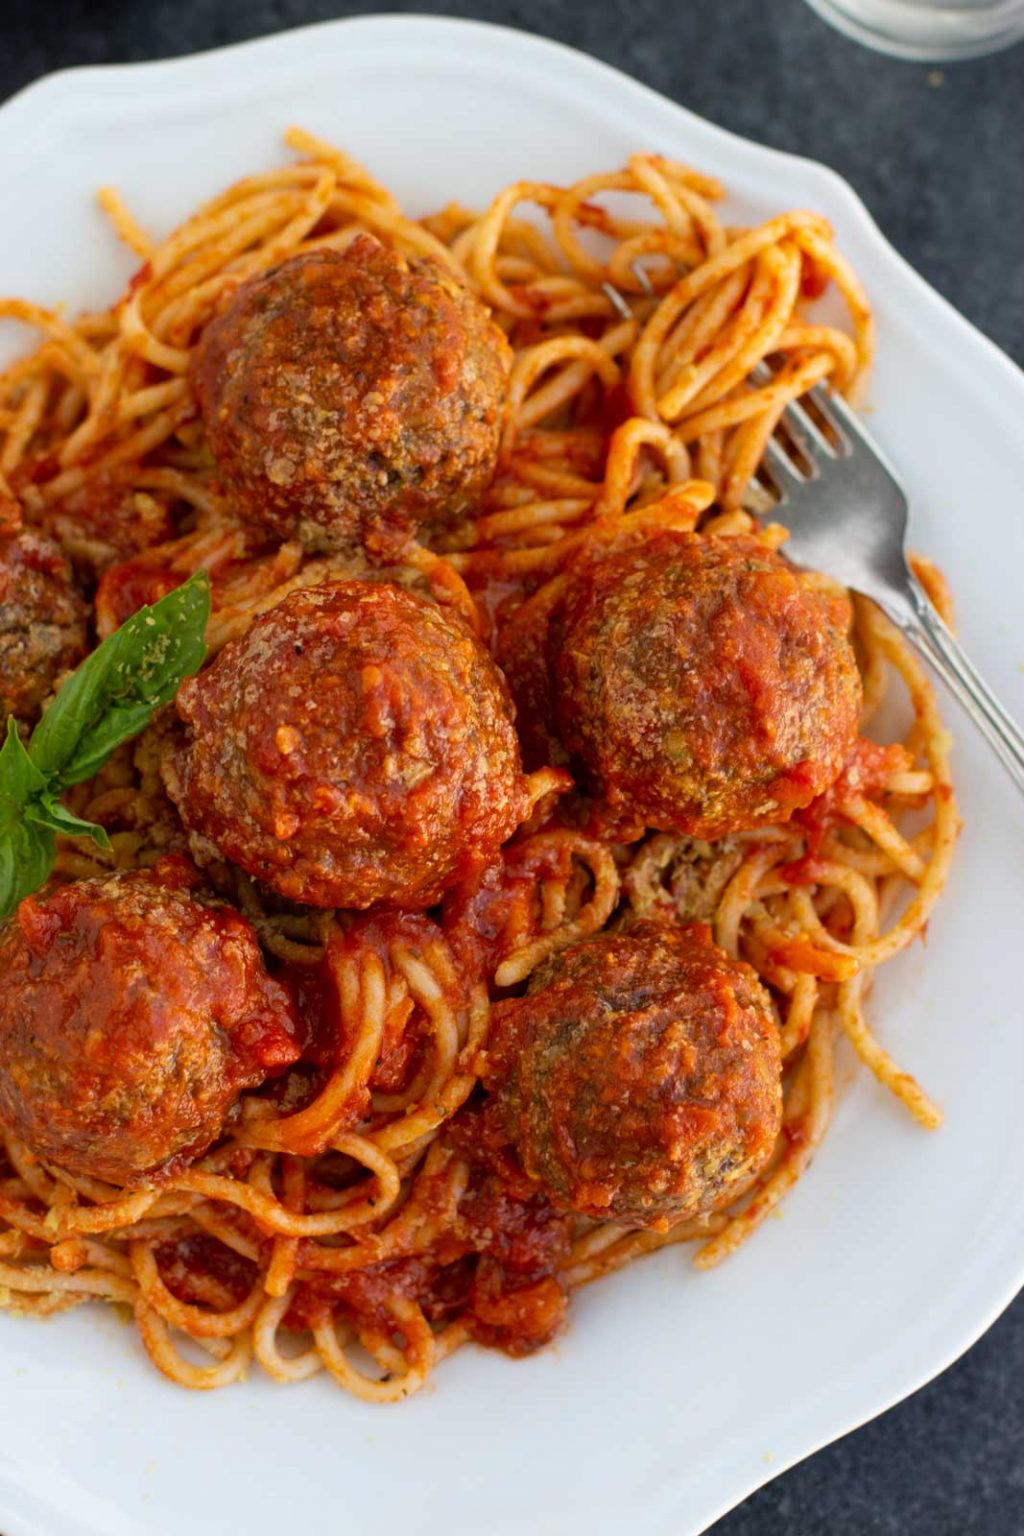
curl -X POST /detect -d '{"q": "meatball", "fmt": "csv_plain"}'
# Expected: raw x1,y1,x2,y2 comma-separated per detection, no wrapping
164,580,530,909
486,920,782,1230
0,863,300,1185
0,528,88,727
191,239,512,557
500,529,861,839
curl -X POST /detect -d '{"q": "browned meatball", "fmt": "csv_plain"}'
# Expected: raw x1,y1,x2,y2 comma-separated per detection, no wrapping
486,920,782,1230
499,528,861,839
0,862,300,1185
164,580,530,910
0,528,88,726
191,239,512,557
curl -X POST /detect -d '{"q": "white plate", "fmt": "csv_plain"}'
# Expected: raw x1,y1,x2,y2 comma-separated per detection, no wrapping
1,16,1023,1536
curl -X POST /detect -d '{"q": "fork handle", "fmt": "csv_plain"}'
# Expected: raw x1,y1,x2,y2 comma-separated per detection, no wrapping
884,576,1024,797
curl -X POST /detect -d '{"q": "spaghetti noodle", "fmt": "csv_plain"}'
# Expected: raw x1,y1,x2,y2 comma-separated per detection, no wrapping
0,131,956,1398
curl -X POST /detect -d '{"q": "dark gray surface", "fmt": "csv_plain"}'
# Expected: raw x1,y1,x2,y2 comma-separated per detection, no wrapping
2,2,1023,1532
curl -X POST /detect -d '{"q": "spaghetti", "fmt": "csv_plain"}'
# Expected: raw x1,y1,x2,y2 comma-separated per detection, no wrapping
0,132,956,1399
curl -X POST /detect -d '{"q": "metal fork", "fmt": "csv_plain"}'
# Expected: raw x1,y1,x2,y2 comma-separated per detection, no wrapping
758,380,1024,794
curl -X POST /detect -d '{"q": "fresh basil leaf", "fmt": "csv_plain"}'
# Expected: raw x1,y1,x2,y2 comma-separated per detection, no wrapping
0,717,47,830
24,793,112,851
57,698,162,788
0,817,55,920
0,569,210,920
29,569,211,787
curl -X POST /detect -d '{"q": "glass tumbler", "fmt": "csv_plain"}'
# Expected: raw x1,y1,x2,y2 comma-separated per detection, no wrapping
803,0,1024,58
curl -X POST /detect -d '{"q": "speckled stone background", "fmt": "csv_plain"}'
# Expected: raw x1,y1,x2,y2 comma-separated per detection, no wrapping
2,3,1022,1532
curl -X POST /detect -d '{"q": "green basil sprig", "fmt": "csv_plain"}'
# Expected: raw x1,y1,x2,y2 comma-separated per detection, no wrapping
0,569,211,919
